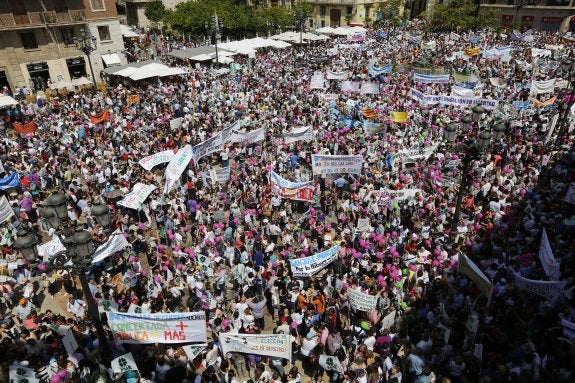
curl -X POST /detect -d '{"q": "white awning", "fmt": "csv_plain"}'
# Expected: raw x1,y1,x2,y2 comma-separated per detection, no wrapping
120,25,139,38
101,53,121,66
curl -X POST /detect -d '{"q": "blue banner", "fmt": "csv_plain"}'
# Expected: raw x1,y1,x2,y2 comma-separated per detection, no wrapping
289,245,339,277
0,172,19,190
368,65,391,77
413,73,451,84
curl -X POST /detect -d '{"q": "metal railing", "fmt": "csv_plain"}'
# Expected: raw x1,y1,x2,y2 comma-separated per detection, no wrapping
0,10,85,29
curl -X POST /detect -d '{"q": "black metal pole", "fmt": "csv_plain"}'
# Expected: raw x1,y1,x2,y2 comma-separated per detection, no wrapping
86,52,97,89
554,85,575,146
449,155,473,245
78,271,113,363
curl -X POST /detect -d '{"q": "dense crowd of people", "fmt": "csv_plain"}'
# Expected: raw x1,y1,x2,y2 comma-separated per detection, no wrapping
0,21,574,383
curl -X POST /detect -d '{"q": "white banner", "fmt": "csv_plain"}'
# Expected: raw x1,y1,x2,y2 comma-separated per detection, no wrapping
229,128,265,145
111,352,139,376
182,343,208,361
92,232,131,264
202,166,231,184
310,73,325,89
165,144,193,193
37,237,66,263
222,120,241,144
564,182,575,204
531,48,552,58
326,70,348,80
127,303,151,314
413,73,451,84
512,272,566,305
348,288,378,311
356,218,371,233
347,32,366,42
138,149,176,171
319,355,345,373
410,88,498,110
270,171,315,202
289,245,339,277
539,229,560,281
396,145,437,162
341,81,361,93
220,333,291,360
482,47,513,60
451,85,475,98
0,196,14,224
107,311,207,344
530,79,556,95
545,113,560,144
9,366,39,383
366,189,421,205
170,117,183,129
311,154,363,175
360,82,380,94
192,132,223,164
381,310,396,330
283,126,314,144
118,183,156,210
458,253,493,297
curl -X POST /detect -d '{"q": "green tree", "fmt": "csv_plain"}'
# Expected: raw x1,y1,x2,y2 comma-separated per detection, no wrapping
144,1,166,24
375,0,404,27
421,0,499,31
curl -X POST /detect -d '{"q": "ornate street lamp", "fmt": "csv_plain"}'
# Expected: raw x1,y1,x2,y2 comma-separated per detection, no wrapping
492,121,507,141
444,123,457,142
205,13,224,65
471,105,485,124
14,229,39,262
461,115,473,133
74,26,98,89
91,204,112,232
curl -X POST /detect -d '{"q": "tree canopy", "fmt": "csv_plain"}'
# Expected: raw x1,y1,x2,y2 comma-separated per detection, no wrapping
144,1,166,24
421,0,499,31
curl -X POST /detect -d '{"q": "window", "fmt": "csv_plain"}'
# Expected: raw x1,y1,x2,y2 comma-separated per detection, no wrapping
98,25,111,41
90,0,105,11
62,28,75,45
347,6,353,16
20,32,38,50
320,6,327,17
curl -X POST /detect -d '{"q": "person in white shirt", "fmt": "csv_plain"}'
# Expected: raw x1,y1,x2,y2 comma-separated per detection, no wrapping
66,297,86,319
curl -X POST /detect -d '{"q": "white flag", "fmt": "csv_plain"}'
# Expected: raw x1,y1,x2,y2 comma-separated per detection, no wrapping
539,228,560,281
111,352,139,375
164,144,193,194
182,343,208,360
0,196,14,224
91,232,131,264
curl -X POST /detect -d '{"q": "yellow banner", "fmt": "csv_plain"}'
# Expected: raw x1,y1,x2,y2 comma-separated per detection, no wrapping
464,47,480,56
127,94,141,105
390,111,408,123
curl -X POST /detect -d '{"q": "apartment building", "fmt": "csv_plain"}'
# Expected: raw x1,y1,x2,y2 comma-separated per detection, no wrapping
480,0,575,32
307,0,403,29
124,0,186,28
0,0,126,93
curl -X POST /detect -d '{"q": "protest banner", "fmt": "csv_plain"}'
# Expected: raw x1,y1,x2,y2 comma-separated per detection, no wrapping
545,113,560,143
0,172,20,190
482,47,513,60
107,311,207,344
458,252,493,297
0,196,14,224
410,88,498,109
127,94,141,105
347,32,366,42
413,73,451,84
138,149,177,171
37,236,66,263
360,82,379,94
310,73,325,89
62,329,80,355
283,126,314,144
289,245,339,277
192,133,223,163
111,352,139,376
451,85,476,98
341,81,361,93
89,109,109,125
92,232,131,264
319,355,345,373
464,47,480,56
355,218,371,233
348,288,378,311
326,70,348,80
182,343,208,360
531,48,552,58
390,111,408,123
367,188,421,205
539,228,560,281
270,171,315,202
220,333,291,360
229,128,265,145
311,155,363,175
128,303,150,314
9,366,39,383
165,145,193,193
13,121,37,134
202,166,231,184
368,64,391,77
170,117,183,129
530,79,556,94
396,145,437,161
564,182,575,204
222,120,241,143
98,299,119,313
118,183,156,210
534,96,556,108
512,272,566,305
363,121,385,136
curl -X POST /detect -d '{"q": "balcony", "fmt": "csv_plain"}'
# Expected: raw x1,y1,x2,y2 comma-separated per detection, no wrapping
309,0,355,4
0,10,85,30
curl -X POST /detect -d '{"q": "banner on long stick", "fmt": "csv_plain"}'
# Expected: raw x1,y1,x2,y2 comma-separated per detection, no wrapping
348,288,378,311
220,333,291,360
311,155,363,175
165,145,193,193
289,245,339,277
138,149,177,171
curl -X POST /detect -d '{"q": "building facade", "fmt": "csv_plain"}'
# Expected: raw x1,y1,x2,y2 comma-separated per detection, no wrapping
125,0,186,28
479,0,575,32
0,0,126,93
307,0,403,29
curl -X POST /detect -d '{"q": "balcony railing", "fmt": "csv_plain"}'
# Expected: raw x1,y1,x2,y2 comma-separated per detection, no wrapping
309,0,355,4
0,10,85,29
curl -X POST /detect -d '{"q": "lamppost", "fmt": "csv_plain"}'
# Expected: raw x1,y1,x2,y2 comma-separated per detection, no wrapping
74,26,98,89
205,13,223,66
443,108,507,245
40,193,114,363
296,5,305,45
554,59,575,146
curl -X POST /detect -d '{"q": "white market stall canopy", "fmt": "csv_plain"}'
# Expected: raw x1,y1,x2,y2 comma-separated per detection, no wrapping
111,62,187,80
166,45,236,61
120,25,140,38
218,37,292,56
49,79,74,90
102,53,122,66
332,26,367,36
316,26,335,34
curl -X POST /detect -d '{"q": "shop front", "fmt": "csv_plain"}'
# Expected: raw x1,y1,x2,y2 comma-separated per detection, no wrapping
26,62,50,92
66,57,87,79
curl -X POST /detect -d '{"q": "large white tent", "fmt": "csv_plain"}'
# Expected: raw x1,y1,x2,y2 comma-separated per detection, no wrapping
113,63,186,81
332,26,367,36
219,37,292,55
316,26,335,35
0,95,18,107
